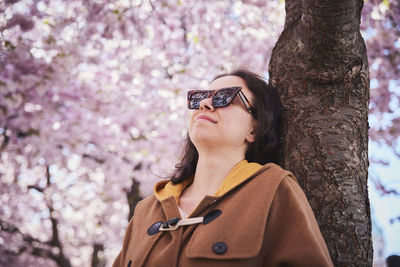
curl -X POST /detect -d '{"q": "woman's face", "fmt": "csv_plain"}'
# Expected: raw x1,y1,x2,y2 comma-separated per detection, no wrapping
189,75,256,152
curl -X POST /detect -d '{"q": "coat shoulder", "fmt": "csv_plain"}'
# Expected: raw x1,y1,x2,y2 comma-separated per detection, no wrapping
136,193,158,208
256,163,297,185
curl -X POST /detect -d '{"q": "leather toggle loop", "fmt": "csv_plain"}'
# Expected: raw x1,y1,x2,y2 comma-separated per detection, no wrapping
161,217,179,229
147,210,222,235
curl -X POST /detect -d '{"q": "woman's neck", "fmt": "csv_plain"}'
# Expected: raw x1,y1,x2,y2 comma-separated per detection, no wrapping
189,149,245,197
178,147,246,215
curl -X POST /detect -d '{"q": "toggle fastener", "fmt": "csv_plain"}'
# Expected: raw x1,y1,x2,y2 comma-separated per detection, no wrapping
147,209,222,235
159,217,204,231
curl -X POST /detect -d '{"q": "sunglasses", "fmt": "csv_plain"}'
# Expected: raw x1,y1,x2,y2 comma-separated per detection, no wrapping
187,87,254,115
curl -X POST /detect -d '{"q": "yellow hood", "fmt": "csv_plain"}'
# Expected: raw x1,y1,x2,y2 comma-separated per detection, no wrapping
154,160,263,203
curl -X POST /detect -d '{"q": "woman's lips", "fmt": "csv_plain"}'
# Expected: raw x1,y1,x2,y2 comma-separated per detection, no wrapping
196,115,217,123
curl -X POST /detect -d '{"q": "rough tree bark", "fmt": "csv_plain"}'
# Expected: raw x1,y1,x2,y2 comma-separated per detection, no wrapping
269,0,372,265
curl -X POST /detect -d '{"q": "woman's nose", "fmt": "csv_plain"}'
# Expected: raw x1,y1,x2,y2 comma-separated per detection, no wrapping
199,97,214,111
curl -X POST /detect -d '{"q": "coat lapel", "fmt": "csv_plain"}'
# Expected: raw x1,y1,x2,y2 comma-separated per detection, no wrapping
125,196,180,267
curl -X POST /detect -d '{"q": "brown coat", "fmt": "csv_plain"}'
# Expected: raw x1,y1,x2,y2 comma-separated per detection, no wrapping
113,163,333,267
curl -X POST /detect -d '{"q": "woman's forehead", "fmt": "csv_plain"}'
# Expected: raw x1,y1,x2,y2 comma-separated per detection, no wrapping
209,75,253,101
209,75,246,90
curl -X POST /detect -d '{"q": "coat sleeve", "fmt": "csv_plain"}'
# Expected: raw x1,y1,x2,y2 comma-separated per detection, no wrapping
263,175,334,267
112,215,135,267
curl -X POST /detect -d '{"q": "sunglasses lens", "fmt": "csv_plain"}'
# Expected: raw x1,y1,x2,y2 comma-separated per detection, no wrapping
188,91,209,109
188,88,241,110
213,88,237,107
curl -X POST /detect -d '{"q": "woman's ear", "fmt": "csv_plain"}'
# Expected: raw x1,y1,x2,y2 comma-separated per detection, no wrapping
246,133,256,143
246,125,256,143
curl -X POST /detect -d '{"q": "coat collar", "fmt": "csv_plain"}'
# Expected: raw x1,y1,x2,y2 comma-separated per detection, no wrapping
153,160,263,203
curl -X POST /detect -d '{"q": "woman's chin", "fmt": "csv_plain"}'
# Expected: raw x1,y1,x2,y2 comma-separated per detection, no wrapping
190,132,218,146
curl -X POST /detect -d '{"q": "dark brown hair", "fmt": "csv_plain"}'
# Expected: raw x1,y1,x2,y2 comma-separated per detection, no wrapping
170,69,282,184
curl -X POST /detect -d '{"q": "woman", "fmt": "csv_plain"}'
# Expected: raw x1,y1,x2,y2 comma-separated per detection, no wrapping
113,69,333,267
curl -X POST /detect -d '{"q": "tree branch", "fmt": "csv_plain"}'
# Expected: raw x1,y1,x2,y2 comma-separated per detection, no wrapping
82,154,105,164
0,128,9,151
0,219,71,267
389,216,400,224
22,166,72,267
371,176,400,196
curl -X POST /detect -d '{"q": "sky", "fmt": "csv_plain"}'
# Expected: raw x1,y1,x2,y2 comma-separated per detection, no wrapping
369,141,400,257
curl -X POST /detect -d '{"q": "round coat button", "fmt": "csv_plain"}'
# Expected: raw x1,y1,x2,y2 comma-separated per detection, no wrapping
212,242,227,254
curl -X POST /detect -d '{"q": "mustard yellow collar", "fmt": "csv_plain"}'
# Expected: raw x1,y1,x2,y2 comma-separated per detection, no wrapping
154,160,263,202
213,160,263,196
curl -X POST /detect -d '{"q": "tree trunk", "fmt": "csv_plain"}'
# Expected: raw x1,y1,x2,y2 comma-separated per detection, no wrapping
269,0,372,265
91,243,106,267
127,179,142,221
